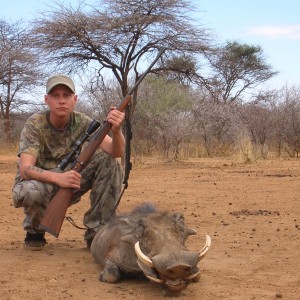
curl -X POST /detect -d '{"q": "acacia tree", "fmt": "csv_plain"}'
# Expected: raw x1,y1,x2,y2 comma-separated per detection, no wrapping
79,76,122,120
195,41,278,103
191,93,238,157
134,76,193,160
238,101,278,159
275,87,300,157
0,19,43,141
31,0,210,111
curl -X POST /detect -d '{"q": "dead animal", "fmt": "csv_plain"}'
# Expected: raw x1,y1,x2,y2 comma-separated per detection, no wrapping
90,203,211,292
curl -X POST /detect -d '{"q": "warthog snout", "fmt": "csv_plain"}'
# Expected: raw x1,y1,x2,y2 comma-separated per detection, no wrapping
165,264,192,279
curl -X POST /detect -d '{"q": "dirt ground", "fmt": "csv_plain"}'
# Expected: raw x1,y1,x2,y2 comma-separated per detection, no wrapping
0,154,299,300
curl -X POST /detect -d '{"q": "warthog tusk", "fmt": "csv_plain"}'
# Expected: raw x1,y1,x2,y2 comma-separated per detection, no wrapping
134,241,154,268
146,275,164,284
199,235,211,261
185,270,201,280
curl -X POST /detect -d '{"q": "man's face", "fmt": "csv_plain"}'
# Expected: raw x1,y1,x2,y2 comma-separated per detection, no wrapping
45,84,77,118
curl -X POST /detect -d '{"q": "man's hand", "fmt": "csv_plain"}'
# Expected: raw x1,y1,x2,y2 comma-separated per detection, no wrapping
54,170,82,189
19,153,82,189
98,106,126,158
106,106,125,133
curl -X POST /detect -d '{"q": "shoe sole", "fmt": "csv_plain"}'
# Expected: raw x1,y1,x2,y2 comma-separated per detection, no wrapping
24,244,45,251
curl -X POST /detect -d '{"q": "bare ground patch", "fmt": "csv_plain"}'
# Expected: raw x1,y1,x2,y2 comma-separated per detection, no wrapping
0,156,299,299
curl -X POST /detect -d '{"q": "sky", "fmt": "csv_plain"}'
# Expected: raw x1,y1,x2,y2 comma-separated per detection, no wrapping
0,0,299,91
196,0,300,90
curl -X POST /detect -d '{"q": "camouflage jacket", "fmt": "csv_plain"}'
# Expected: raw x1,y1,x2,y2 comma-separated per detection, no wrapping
17,110,93,171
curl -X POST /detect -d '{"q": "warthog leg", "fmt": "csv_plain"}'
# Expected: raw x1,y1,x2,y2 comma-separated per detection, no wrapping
99,259,120,283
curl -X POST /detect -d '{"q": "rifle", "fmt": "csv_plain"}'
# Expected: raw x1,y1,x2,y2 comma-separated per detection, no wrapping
39,48,165,237
58,119,101,171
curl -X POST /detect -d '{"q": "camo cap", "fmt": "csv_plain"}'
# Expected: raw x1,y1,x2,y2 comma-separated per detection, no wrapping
46,74,75,94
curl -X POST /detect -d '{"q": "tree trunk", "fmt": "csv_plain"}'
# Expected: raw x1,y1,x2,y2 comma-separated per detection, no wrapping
4,117,11,142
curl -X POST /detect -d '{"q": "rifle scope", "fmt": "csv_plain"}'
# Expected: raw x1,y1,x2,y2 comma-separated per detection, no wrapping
58,119,101,170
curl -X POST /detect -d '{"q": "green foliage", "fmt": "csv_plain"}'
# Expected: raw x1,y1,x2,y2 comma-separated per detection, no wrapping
133,76,193,160
200,40,278,103
139,75,192,114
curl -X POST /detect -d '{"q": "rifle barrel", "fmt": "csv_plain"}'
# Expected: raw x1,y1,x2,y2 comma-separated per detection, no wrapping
128,47,165,95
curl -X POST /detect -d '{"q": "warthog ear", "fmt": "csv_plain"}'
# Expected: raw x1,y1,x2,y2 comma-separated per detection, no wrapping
185,228,197,236
173,213,185,226
173,213,197,239
134,219,146,240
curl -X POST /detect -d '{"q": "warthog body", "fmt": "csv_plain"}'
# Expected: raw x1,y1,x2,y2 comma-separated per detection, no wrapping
91,203,211,292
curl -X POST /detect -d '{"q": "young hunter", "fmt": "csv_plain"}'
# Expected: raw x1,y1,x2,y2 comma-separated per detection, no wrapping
12,74,125,250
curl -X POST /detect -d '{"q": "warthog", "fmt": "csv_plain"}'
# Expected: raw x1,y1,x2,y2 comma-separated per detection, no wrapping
91,203,211,292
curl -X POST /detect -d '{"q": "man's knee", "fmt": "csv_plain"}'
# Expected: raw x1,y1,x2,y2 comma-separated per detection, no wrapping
95,151,119,166
88,152,122,175
12,180,49,208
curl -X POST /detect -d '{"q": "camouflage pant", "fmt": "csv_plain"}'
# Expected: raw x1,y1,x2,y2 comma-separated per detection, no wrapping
12,152,123,240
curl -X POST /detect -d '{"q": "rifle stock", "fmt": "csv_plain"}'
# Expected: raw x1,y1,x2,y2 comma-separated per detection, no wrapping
39,188,73,237
39,48,165,237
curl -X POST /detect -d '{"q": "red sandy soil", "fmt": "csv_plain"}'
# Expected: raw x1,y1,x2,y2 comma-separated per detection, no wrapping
0,155,299,299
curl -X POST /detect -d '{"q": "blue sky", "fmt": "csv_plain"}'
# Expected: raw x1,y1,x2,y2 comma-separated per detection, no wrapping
196,0,300,89
1,0,299,90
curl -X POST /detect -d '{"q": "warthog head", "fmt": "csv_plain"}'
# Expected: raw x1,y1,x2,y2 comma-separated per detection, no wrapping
91,203,211,293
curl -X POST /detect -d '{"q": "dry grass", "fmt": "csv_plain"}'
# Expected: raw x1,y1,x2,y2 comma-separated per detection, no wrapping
0,142,18,156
